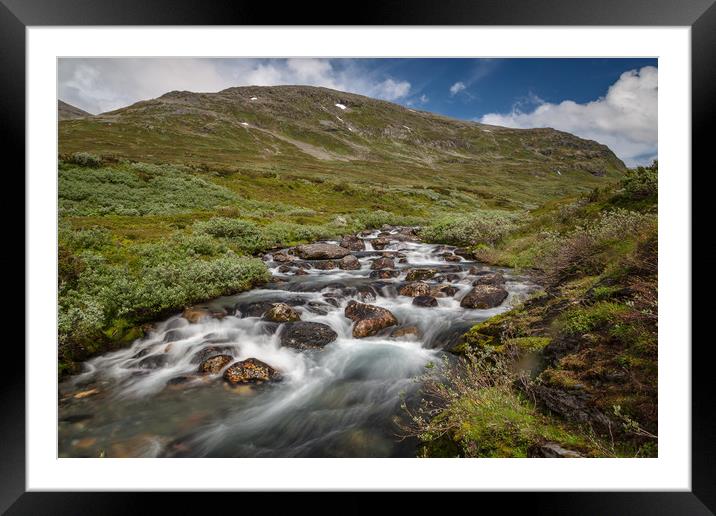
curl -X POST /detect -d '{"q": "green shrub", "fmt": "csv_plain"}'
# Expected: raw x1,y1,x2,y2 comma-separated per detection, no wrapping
65,152,103,168
620,161,658,201
420,210,520,246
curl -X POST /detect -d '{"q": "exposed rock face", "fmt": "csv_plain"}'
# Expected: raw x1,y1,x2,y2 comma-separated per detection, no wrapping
405,268,438,281
444,254,462,262
372,237,391,250
344,300,398,338
391,326,421,339
370,269,400,279
295,243,350,260
223,358,280,385
531,384,612,430
279,321,338,350
263,303,301,322
198,354,233,374
340,235,365,251
453,248,473,258
399,281,431,297
413,295,438,307
371,256,395,270
190,345,235,364
339,255,361,270
459,285,509,309
472,272,505,286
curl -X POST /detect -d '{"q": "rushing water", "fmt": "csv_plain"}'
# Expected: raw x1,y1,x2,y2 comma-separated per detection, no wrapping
58,229,539,458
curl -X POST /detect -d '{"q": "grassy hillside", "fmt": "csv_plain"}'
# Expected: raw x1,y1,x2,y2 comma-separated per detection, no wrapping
59,85,625,211
402,162,658,457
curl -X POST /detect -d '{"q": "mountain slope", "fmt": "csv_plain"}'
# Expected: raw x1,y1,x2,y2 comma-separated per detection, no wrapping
59,85,625,208
58,100,92,121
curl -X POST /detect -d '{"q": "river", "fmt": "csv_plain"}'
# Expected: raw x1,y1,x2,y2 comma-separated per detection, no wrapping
58,227,539,458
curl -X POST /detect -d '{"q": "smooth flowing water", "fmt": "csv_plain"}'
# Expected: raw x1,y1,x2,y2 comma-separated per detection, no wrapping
58,229,539,458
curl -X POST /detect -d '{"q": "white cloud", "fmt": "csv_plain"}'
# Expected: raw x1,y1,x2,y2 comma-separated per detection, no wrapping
419,94,429,104
58,58,413,114
449,81,466,96
480,66,658,167
370,78,411,101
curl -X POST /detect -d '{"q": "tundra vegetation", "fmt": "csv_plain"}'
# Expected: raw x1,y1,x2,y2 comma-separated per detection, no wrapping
401,162,658,457
57,87,655,457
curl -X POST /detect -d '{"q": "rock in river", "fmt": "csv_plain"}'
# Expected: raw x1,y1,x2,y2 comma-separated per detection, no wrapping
460,284,509,309
190,345,235,364
340,235,365,251
372,237,391,250
198,354,233,374
295,243,350,260
263,303,301,322
338,255,361,270
223,358,281,385
279,321,338,350
405,268,438,281
472,272,505,286
344,300,398,338
370,269,400,279
413,295,438,307
371,256,395,270
398,281,431,297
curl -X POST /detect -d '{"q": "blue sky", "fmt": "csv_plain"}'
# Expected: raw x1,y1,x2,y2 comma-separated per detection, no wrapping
59,58,658,166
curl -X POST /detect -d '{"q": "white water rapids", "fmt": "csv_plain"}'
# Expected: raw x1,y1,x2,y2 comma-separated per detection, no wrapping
58,229,539,457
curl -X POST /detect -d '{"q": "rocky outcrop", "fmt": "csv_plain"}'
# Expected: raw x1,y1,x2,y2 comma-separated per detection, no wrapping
295,243,350,260
198,354,233,374
339,255,361,270
405,268,438,281
344,300,398,338
459,285,508,309
340,235,365,251
371,256,395,270
279,321,338,350
263,303,301,322
399,281,431,297
223,358,281,384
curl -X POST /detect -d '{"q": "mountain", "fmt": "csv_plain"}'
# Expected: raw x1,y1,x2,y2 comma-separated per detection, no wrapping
58,85,626,208
58,100,92,121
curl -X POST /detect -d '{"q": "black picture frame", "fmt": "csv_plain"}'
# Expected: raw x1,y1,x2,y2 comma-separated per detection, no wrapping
3,0,711,513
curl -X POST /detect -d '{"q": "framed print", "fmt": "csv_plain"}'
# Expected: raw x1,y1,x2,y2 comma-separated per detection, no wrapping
4,0,713,512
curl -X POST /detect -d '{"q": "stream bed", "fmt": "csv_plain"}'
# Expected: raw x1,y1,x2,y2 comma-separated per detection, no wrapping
58,228,539,458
